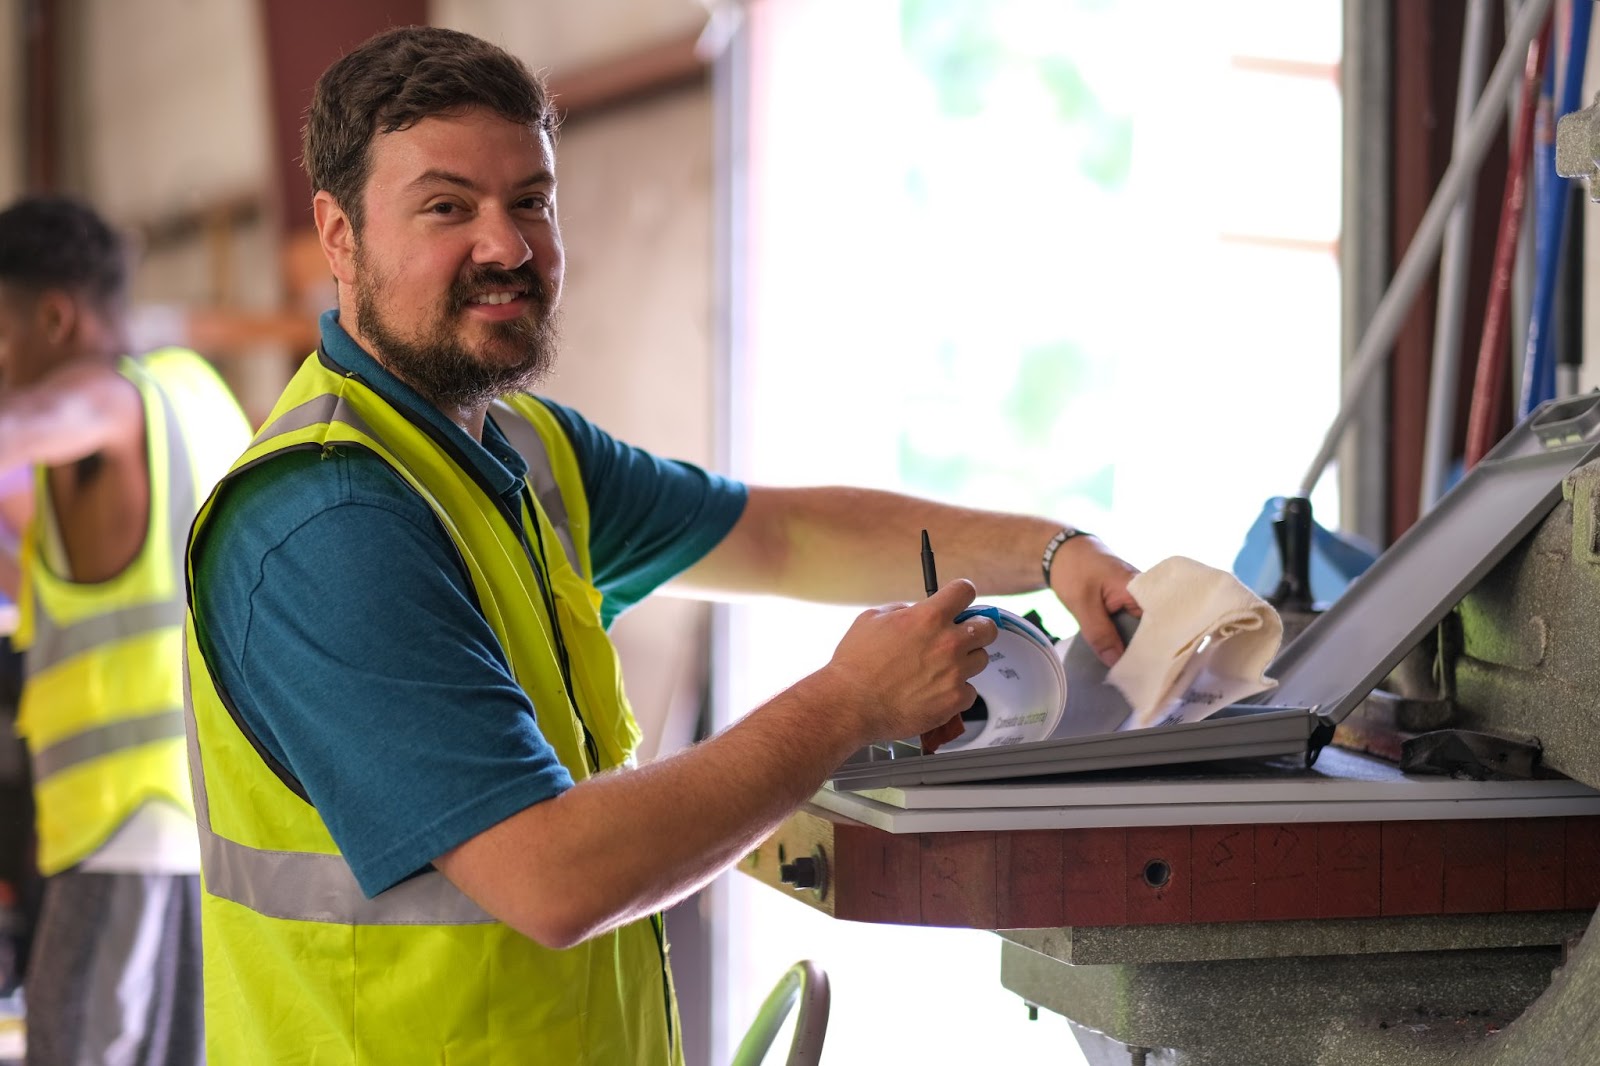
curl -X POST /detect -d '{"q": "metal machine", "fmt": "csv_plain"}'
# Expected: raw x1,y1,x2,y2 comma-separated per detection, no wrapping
741,98,1600,1061
746,406,1600,1066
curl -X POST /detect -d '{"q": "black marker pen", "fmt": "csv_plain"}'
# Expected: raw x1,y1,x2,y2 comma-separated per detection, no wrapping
920,529,938,598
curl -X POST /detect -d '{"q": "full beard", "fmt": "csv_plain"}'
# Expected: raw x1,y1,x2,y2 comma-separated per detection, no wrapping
354,254,560,411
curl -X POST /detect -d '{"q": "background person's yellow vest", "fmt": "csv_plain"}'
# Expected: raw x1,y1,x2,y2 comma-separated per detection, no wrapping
185,351,680,1065
13,348,249,875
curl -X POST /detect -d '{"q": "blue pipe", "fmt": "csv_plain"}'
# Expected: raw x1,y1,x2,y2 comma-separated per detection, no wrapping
1521,0,1592,417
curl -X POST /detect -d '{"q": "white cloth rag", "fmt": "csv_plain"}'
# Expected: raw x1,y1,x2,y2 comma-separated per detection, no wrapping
1106,556,1282,730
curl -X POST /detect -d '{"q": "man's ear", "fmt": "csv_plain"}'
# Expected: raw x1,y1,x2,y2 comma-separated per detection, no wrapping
313,191,358,289
36,290,78,349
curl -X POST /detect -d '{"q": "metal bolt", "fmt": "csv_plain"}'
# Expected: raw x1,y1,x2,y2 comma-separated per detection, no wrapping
780,856,819,890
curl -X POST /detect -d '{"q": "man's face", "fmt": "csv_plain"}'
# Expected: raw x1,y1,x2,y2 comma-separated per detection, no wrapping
0,284,56,391
343,107,565,409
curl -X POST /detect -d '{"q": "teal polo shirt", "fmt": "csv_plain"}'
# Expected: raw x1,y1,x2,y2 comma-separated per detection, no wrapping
190,312,746,896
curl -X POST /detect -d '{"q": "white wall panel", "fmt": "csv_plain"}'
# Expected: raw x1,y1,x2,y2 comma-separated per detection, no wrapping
548,85,718,763
433,0,706,73
61,0,270,222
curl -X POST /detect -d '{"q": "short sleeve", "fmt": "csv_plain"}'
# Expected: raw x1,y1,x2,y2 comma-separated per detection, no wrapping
191,449,574,897
538,399,747,625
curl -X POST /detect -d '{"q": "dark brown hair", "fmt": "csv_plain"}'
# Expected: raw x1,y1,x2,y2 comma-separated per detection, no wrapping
302,25,557,231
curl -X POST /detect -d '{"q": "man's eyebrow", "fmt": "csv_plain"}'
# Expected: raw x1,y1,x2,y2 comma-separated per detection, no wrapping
405,169,556,193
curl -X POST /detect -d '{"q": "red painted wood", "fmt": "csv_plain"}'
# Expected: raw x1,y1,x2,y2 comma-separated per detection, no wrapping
1318,822,1382,918
1442,819,1507,914
995,830,1065,929
832,822,922,925
1255,824,1318,920
257,0,427,232
1563,817,1600,910
1192,825,1255,922
1063,827,1128,926
1382,821,1445,916
1505,817,1566,912
1126,827,1192,925
753,810,1588,930
920,832,998,928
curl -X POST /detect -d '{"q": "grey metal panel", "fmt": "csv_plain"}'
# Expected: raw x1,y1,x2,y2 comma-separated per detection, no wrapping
1340,0,1393,547
1265,391,1600,722
817,748,1600,834
827,706,1325,790
813,782,1600,836
859,748,1600,811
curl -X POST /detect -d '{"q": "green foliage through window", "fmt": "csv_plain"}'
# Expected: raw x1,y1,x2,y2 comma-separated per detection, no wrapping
894,0,1131,515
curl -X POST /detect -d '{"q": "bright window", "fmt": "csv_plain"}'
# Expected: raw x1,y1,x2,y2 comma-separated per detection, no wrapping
720,2,1342,1061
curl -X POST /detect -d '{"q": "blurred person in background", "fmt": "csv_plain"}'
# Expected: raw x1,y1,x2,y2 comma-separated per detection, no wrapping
0,195,251,1066
0,468,37,1051
0,470,25,619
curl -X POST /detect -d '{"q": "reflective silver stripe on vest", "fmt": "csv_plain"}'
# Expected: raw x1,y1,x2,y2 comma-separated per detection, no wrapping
24,600,188,680
31,708,185,782
252,392,377,450
489,399,580,575
255,391,576,574
183,641,494,925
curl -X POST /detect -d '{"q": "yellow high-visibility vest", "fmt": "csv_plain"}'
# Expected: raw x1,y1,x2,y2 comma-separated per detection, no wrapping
14,347,250,875
184,350,679,1065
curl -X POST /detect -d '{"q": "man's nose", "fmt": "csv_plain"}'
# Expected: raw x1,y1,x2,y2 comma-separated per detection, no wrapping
471,208,533,271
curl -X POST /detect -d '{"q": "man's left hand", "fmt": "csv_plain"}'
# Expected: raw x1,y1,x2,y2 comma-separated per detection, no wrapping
1049,537,1140,668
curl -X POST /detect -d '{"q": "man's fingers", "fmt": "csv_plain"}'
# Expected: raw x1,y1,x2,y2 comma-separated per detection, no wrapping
855,603,911,630
920,712,966,754
958,614,998,648
1104,586,1143,618
929,577,978,616
1076,610,1127,668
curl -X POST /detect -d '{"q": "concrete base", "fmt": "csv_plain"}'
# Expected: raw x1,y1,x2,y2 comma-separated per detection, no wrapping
1004,902,1600,1064
1000,911,1589,966
1001,938,1560,1066
1315,904,1600,1065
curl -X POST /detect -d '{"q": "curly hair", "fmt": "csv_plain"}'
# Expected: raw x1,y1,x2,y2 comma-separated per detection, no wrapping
302,25,558,232
0,195,128,312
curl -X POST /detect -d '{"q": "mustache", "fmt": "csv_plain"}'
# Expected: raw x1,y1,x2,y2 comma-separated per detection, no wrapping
448,267,549,314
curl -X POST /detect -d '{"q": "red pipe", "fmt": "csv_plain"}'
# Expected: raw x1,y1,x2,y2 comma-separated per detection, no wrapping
1465,18,1552,467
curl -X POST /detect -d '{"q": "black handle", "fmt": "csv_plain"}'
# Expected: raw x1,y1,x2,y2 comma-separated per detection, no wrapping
1269,496,1315,612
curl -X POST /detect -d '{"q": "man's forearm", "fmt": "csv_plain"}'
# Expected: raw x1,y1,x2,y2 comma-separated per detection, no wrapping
0,549,20,607
0,478,27,607
676,485,1064,604
437,668,865,949
435,581,997,950
0,364,142,473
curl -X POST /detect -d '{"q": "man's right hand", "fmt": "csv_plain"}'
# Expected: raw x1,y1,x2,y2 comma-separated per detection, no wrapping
436,579,999,950
814,578,998,746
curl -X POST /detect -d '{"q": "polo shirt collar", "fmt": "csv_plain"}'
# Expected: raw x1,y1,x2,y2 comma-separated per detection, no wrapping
316,310,530,499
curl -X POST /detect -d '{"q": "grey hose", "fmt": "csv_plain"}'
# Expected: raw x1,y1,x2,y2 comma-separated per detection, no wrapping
1299,0,1555,497
1419,0,1493,511
729,959,831,1066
